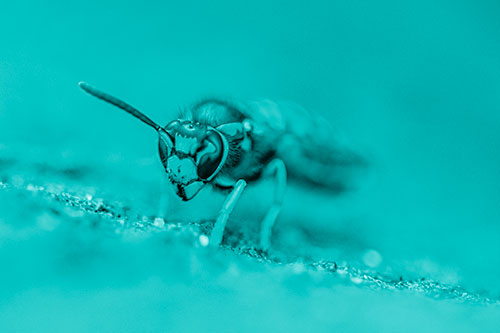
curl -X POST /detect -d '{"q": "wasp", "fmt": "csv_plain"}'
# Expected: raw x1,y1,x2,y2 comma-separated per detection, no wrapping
79,82,364,249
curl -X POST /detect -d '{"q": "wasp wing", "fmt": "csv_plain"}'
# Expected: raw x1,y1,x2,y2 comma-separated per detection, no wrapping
243,100,367,193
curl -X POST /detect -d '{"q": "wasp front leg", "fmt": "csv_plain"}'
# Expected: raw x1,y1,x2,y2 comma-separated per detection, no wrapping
210,179,247,246
260,159,287,250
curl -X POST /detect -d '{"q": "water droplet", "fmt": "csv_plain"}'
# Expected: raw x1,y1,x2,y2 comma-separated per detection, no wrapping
199,235,209,247
362,249,383,268
153,217,165,227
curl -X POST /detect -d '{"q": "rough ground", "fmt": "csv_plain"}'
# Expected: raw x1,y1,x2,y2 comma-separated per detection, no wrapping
1,146,499,332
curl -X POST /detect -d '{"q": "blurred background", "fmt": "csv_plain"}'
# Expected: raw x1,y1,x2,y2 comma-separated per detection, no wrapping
1,0,500,331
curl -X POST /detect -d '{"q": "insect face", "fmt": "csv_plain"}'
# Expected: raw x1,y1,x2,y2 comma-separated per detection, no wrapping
159,120,228,201
77,82,229,202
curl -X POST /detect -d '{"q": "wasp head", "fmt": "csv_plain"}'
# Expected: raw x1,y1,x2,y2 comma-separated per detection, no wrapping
158,120,228,201
77,82,229,201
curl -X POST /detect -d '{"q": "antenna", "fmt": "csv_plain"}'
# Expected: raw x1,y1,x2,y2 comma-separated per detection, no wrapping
78,81,162,132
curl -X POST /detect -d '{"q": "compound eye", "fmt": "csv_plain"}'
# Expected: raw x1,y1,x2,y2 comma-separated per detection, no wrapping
197,131,225,180
166,120,181,131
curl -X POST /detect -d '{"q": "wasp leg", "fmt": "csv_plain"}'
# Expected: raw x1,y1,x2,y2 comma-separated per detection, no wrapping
210,179,247,246
260,159,287,250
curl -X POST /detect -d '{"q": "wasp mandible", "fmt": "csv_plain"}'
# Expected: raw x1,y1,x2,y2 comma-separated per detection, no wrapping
79,82,364,249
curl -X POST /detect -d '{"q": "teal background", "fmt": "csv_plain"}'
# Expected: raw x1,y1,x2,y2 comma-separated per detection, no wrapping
1,0,500,331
